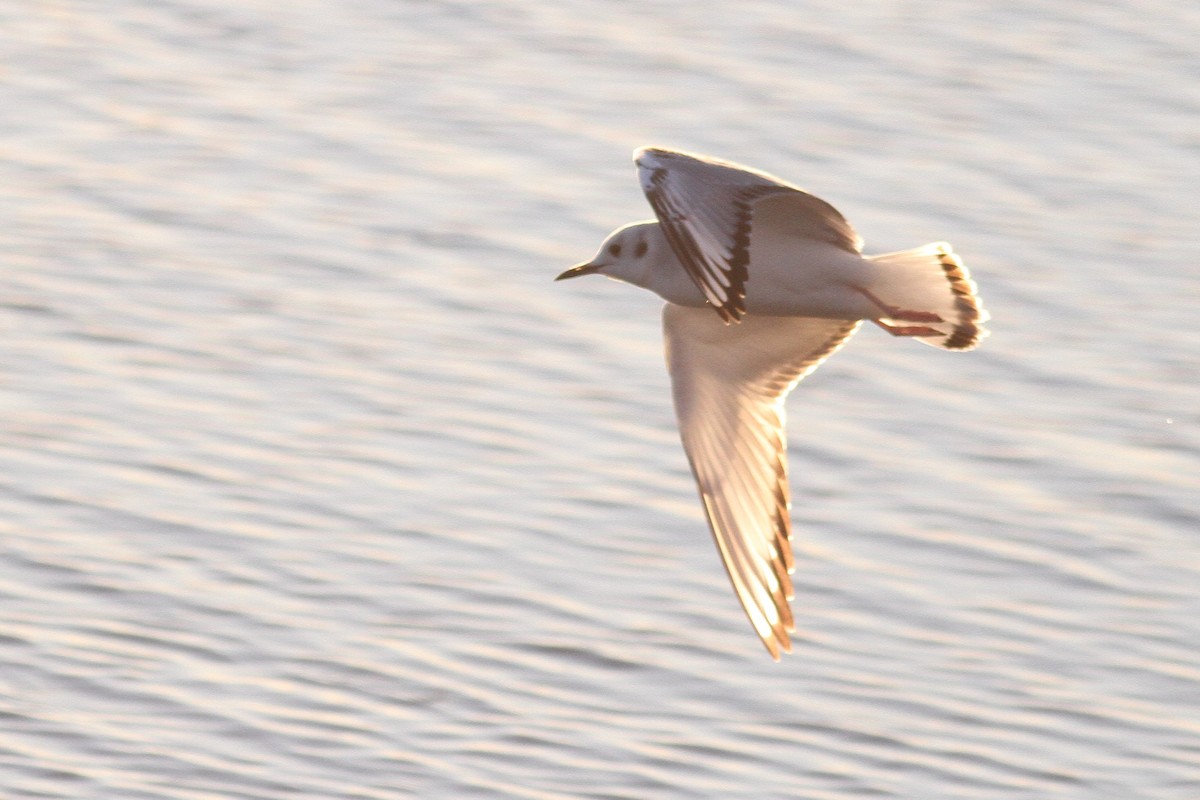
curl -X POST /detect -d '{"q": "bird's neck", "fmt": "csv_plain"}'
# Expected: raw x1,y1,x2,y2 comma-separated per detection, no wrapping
623,228,708,307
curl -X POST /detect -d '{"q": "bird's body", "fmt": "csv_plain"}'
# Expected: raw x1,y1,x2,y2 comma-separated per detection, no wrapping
577,219,899,320
557,146,988,659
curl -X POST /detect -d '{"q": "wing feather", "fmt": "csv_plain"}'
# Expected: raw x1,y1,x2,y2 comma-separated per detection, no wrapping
638,147,863,322
663,304,861,659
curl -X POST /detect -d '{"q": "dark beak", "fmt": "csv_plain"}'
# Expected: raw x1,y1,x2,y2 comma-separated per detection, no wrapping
555,262,602,281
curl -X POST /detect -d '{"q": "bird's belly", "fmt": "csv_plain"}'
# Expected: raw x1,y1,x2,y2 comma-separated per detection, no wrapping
742,286,874,319
740,244,877,319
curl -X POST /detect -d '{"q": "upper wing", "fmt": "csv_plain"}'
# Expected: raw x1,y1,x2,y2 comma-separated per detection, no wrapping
637,147,863,323
663,303,861,659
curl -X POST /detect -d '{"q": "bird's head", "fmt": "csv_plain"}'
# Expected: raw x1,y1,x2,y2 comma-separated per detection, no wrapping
555,221,665,288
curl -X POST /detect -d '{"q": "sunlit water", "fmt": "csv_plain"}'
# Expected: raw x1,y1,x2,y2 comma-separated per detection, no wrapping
2,2,1198,798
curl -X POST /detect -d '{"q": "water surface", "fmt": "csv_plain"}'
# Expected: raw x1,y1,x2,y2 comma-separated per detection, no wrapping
2,2,1198,798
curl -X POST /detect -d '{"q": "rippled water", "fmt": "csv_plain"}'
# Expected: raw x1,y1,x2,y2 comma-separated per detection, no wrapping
3,2,1198,798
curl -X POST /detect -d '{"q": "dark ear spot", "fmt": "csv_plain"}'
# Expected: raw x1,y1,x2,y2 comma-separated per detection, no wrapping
608,243,622,258
635,240,648,258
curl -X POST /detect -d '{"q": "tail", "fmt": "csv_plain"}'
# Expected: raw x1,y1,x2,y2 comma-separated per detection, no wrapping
865,242,989,350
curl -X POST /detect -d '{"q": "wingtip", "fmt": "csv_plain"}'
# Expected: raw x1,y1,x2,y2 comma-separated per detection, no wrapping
634,145,684,170
763,633,792,662
633,145,664,161
712,301,745,325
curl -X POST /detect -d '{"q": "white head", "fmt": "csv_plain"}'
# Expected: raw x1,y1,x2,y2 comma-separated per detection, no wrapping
555,221,671,290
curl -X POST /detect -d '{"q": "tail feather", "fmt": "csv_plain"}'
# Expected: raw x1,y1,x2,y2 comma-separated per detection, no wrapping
865,242,988,350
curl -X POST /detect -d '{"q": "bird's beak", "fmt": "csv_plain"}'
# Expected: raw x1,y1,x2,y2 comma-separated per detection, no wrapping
554,261,603,281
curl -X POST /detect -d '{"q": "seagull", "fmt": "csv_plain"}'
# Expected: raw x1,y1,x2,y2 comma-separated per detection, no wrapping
557,146,988,660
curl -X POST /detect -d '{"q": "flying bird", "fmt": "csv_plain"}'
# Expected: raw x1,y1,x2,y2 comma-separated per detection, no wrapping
557,146,988,659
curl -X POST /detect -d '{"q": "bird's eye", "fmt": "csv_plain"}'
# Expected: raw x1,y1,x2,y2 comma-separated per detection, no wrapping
635,241,648,258
608,243,622,258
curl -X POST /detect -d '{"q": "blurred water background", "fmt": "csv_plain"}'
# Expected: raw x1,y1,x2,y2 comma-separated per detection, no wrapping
2,2,1198,798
